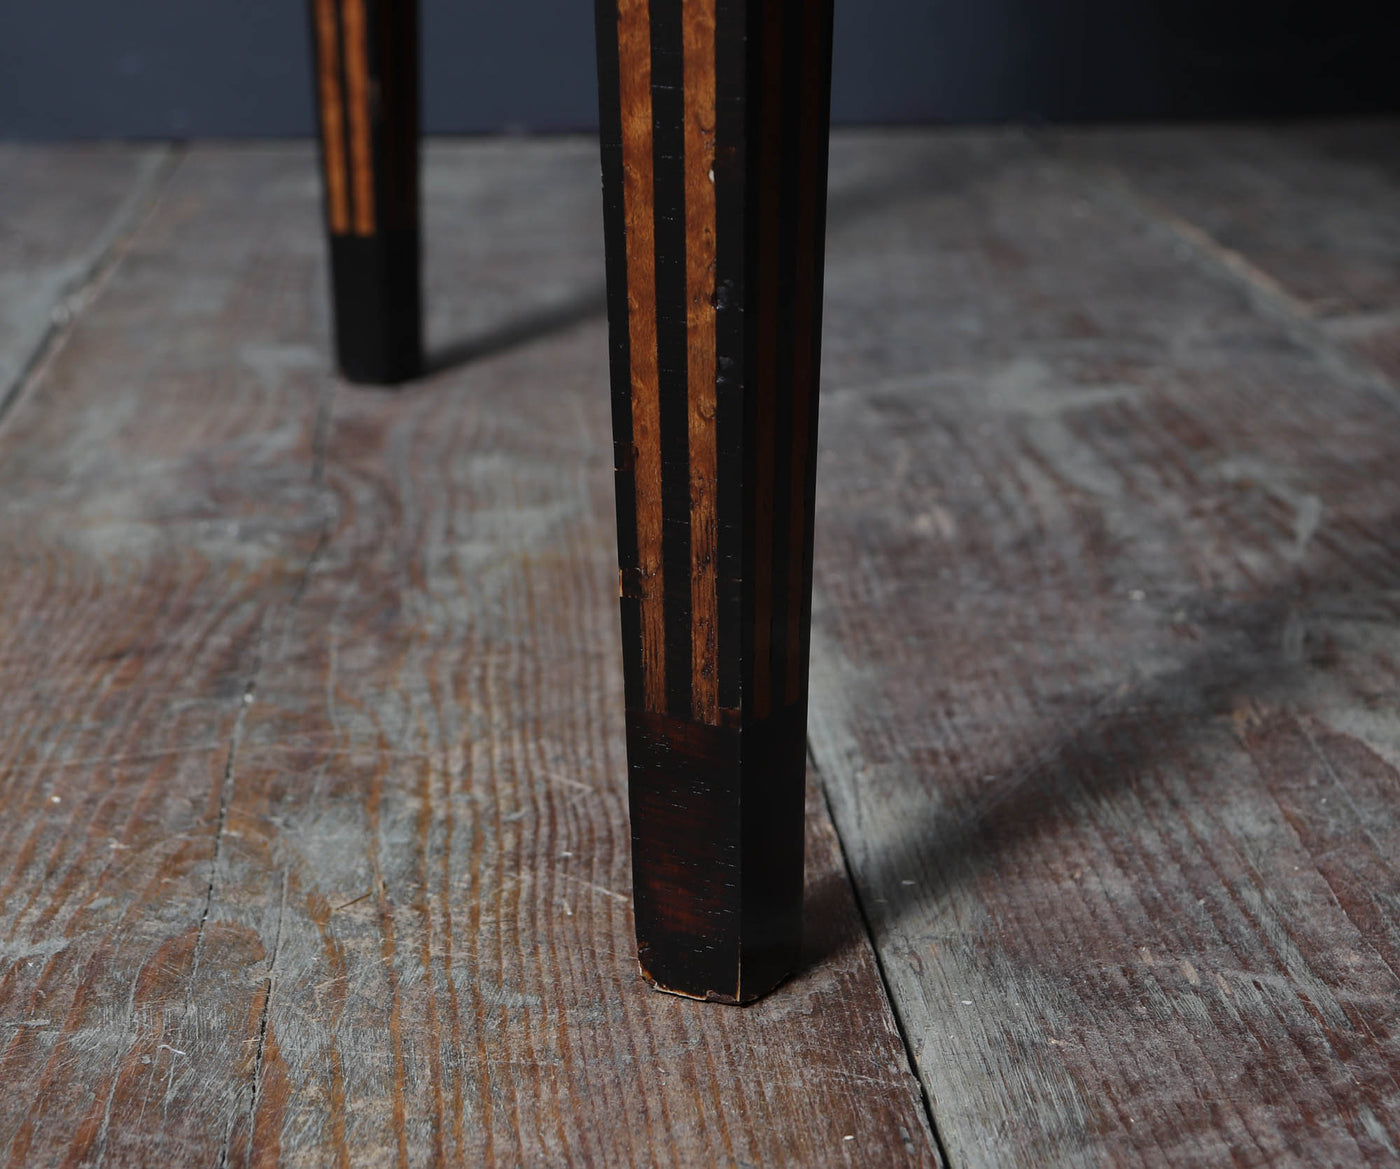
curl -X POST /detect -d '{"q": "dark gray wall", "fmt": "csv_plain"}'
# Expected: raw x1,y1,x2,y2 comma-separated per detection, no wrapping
2,1,1396,139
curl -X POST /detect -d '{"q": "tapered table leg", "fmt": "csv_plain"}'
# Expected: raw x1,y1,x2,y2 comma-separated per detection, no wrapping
308,0,421,384
595,0,834,1002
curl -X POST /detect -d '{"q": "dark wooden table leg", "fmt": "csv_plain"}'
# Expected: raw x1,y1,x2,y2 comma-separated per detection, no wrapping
595,0,834,1003
308,0,421,384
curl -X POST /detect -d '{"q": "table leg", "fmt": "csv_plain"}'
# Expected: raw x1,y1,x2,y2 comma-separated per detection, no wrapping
595,0,834,1002
308,0,421,384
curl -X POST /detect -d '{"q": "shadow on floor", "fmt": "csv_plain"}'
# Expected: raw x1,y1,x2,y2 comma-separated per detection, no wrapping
837,536,1400,945
424,285,607,377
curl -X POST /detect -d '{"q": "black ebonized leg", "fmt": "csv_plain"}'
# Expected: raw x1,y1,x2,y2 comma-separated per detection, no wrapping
309,0,421,384
595,0,834,1002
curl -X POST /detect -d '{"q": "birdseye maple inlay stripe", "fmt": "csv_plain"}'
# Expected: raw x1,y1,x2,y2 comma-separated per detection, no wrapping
684,0,719,724
311,0,350,233
340,0,377,236
617,0,667,713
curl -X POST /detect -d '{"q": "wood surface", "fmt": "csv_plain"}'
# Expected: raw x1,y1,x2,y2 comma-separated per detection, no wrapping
0,144,173,414
4,122,1399,1167
1056,120,1400,385
810,126,1400,1166
0,141,936,1167
596,0,834,1002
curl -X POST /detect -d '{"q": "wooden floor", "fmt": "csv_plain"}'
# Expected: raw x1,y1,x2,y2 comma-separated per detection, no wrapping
2,123,1399,1167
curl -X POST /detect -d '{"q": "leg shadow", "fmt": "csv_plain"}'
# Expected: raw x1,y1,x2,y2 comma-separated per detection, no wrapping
424,285,607,377
841,557,1400,941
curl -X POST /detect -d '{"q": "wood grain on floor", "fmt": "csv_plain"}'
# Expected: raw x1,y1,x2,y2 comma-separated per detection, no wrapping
2,123,1399,1167
1056,120,1400,385
0,143,935,1167
0,143,173,414
812,125,1400,1167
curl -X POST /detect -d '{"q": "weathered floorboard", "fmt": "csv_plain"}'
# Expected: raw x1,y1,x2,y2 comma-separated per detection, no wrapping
0,145,337,1166
9,126,1399,1168
1057,120,1400,382
0,143,173,415
0,142,937,1167
810,128,1400,1166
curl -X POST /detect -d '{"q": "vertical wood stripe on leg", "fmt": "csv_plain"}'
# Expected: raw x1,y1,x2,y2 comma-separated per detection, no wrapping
340,0,377,236
712,0,747,718
312,0,350,233
784,0,829,703
765,0,804,726
651,1,695,720
609,0,827,726
684,0,719,724
750,0,787,722
597,0,644,711
617,0,668,713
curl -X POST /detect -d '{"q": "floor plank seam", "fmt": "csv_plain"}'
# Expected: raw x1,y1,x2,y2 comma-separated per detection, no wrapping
204,380,342,1168
244,870,291,1163
192,668,262,996
812,761,953,1169
195,374,340,968
0,144,184,430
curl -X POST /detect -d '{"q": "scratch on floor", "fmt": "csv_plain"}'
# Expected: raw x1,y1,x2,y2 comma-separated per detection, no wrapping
189,667,261,993
565,875,631,904
188,368,340,1054
246,869,290,1143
